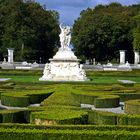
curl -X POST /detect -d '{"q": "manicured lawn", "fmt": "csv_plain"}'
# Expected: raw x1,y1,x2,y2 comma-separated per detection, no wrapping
90,76,140,83
0,69,140,83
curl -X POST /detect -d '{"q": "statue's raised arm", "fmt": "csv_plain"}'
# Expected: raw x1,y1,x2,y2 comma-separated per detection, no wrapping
59,23,63,31
59,23,71,50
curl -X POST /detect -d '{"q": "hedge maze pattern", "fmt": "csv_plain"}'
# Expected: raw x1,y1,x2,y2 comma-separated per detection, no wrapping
0,81,140,139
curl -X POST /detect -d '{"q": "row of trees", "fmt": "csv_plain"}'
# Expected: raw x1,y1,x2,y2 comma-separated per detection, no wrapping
72,3,140,63
0,0,60,63
1,1,140,63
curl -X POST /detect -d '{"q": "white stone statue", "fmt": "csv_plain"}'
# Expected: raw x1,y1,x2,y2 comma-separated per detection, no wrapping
59,24,71,49
39,24,87,81
3,58,6,63
79,64,86,79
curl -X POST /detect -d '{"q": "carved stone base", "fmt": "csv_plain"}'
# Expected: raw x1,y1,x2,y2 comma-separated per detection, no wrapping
39,48,87,81
39,61,87,81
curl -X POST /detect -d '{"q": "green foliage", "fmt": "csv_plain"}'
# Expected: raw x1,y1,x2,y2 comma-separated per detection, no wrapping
88,110,117,125
1,71,140,127
117,114,140,125
0,0,60,62
133,13,140,51
115,93,140,101
31,107,88,125
0,127,140,140
88,109,140,126
41,85,80,107
0,110,26,123
72,3,140,63
1,94,30,107
1,90,53,107
125,99,140,114
94,95,120,108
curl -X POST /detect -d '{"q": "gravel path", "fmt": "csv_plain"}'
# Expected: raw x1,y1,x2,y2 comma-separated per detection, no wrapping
81,102,125,114
0,101,40,110
118,80,136,83
0,78,11,82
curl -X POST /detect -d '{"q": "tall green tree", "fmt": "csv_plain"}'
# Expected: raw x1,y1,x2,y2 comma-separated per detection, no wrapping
72,3,139,63
133,14,140,52
0,0,60,62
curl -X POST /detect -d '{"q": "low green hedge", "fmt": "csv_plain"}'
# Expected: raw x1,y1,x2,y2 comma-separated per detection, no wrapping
1,124,140,131
41,89,80,107
30,107,88,125
1,94,30,107
88,110,140,125
1,90,53,107
94,95,120,108
0,110,27,123
117,114,140,125
0,128,140,140
88,110,117,125
114,93,140,101
73,92,120,108
72,92,97,105
125,99,140,114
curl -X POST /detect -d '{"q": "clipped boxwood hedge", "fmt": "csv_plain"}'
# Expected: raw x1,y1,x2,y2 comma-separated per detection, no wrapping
117,114,140,125
73,92,120,108
1,90,53,107
72,92,97,105
0,110,27,123
88,109,140,125
94,95,120,108
30,107,88,125
125,99,140,114
0,128,140,140
88,110,117,125
114,93,140,102
1,124,140,131
1,94,30,107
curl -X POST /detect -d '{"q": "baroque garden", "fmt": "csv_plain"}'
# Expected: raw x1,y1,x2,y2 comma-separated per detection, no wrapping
1,0,140,140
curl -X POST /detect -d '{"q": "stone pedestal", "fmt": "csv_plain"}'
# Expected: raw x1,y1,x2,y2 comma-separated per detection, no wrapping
39,48,87,81
119,50,125,64
7,48,14,63
134,51,139,64
39,24,87,81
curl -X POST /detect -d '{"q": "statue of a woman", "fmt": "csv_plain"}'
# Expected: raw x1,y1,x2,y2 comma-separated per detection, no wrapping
59,24,71,49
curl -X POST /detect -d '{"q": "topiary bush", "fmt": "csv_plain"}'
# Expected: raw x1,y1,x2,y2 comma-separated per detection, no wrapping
30,107,88,125
0,110,27,123
114,93,140,101
125,99,140,114
88,110,117,125
1,90,53,107
117,114,140,125
94,95,120,108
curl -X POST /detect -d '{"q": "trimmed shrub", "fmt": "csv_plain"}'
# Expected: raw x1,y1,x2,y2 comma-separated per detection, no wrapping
88,110,117,125
125,99,140,114
117,114,140,125
41,90,80,107
1,124,140,131
94,95,120,108
30,108,88,125
1,90,53,107
72,92,97,104
1,94,30,107
0,128,140,140
0,110,27,123
114,93,140,101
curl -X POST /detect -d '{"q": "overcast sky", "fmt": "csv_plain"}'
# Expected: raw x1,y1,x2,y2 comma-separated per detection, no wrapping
36,0,140,25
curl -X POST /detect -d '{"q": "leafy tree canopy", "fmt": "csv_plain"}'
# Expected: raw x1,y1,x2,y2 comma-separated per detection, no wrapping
0,0,60,62
72,3,140,63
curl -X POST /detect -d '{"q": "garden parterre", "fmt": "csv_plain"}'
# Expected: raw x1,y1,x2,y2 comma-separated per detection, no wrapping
0,70,140,138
